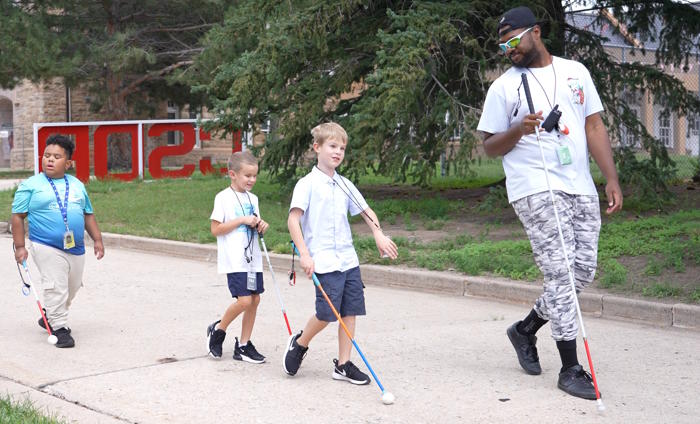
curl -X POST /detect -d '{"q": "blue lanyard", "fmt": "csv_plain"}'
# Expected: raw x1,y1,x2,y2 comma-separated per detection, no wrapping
45,174,70,231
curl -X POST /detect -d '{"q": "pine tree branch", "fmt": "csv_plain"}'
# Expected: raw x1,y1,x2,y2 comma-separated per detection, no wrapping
121,60,192,97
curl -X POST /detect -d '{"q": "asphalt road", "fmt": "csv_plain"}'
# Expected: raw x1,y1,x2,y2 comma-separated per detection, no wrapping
1,235,698,423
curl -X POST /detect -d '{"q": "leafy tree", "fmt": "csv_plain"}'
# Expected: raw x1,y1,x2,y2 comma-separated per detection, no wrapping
196,0,700,192
0,0,225,168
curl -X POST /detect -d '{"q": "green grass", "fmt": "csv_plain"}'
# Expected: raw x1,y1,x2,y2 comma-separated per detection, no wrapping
353,158,506,189
642,282,684,298
691,288,700,303
599,258,628,288
0,169,33,179
0,396,66,423
1,169,697,301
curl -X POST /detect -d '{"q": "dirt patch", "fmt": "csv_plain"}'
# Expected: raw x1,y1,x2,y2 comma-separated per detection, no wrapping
354,181,699,303
352,219,525,244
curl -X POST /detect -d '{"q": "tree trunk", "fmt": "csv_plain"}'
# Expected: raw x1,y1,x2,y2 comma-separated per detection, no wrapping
105,70,132,171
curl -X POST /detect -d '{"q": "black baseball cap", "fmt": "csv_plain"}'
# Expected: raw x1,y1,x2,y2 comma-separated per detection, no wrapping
498,6,538,36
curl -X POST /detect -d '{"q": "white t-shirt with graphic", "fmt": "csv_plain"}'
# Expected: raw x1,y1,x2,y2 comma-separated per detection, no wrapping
477,56,603,203
210,188,263,274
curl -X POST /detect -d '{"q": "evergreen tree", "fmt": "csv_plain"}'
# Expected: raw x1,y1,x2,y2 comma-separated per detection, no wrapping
0,0,225,168
195,0,700,192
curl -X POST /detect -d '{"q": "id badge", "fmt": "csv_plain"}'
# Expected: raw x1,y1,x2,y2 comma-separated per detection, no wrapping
246,270,257,291
63,230,75,249
557,145,573,166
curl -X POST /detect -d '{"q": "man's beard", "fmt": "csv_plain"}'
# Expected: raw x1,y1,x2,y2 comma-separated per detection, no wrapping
510,48,538,68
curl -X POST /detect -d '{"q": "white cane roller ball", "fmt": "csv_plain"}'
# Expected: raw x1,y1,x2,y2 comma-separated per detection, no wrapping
48,335,58,345
381,391,395,405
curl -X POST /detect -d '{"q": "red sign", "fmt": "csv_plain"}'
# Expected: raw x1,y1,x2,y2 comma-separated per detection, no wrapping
35,121,242,182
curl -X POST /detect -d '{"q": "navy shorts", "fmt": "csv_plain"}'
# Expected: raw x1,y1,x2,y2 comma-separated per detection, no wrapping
315,266,366,322
227,272,264,298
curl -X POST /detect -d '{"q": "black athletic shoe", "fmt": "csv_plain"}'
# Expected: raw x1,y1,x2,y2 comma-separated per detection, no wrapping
283,331,308,376
558,365,599,400
234,338,266,364
207,320,226,358
507,321,542,375
332,359,370,385
38,309,67,333
53,327,75,348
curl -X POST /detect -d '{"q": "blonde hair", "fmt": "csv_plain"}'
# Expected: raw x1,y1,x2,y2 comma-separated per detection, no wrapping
310,122,347,146
227,151,258,172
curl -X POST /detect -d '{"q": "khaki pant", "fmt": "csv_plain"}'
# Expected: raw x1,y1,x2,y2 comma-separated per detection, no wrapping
29,241,85,330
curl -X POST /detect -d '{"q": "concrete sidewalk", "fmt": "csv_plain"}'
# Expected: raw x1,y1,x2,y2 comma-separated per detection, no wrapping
1,235,699,423
0,178,23,191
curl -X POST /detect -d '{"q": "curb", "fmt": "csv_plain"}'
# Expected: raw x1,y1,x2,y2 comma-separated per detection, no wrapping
98,233,700,331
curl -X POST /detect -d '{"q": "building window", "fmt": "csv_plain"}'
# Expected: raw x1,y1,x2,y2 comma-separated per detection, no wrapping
687,114,698,137
658,113,672,148
621,106,641,148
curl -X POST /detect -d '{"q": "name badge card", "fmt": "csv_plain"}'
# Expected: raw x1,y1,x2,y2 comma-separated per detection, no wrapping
63,230,76,249
557,145,573,166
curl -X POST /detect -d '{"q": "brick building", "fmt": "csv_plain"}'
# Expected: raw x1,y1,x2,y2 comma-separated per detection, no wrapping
0,79,237,172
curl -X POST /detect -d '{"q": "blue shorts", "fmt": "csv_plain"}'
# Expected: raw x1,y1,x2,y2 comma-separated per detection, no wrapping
315,267,366,322
227,272,264,298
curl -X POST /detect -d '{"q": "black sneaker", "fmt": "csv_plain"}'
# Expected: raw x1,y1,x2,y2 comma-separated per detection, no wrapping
234,338,266,364
332,359,370,385
507,321,542,375
53,327,75,348
283,331,308,376
38,309,68,333
558,365,599,400
207,320,226,358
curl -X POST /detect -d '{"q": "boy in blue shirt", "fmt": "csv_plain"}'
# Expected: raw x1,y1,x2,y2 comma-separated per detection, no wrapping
12,135,105,348
284,122,398,384
206,151,270,363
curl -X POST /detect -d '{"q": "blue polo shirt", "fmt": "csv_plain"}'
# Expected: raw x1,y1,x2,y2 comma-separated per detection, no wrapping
12,173,94,255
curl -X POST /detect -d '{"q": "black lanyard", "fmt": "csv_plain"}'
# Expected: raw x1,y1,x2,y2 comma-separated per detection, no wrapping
526,61,557,110
315,165,381,231
45,174,70,232
231,188,255,263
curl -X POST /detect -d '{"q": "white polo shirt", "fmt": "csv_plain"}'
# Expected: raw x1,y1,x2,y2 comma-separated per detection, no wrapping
210,188,263,274
289,166,368,273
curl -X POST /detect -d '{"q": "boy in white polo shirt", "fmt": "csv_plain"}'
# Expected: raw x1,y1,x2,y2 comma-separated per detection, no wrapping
283,122,398,385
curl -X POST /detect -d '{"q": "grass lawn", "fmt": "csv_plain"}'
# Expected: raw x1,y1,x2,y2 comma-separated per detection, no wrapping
0,169,33,179
0,396,66,424
1,163,698,303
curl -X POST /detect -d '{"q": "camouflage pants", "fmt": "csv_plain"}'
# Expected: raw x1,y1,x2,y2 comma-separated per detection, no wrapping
512,191,601,341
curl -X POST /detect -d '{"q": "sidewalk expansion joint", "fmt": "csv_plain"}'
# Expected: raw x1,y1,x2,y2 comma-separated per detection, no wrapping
0,373,135,423
36,354,207,389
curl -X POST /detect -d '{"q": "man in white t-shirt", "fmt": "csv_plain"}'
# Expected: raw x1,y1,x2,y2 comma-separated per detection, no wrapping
477,6,622,401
